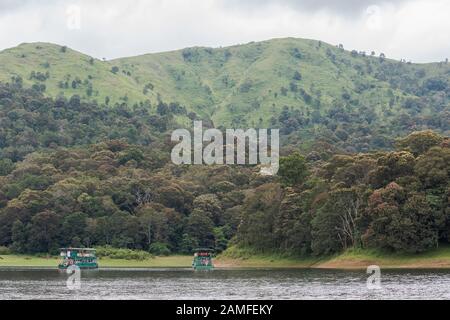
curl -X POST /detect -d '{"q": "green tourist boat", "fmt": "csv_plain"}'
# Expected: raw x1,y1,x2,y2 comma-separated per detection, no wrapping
192,248,214,271
58,248,98,270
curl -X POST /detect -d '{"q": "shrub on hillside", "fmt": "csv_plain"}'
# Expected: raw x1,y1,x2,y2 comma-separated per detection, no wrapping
95,246,152,260
0,246,11,255
149,242,171,256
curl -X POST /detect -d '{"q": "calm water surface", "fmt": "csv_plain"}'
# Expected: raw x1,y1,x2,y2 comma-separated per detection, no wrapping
0,268,449,300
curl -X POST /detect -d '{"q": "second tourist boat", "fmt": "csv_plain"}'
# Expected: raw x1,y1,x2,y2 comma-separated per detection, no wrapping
58,248,98,270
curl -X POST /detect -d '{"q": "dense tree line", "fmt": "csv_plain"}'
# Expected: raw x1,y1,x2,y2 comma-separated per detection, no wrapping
238,130,449,255
0,82,180,163
273,91,449,155
0,129,447,256
0,138,255,254
0,83,448,256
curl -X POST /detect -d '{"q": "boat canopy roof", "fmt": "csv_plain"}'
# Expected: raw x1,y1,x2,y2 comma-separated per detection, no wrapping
193,248,214,252
60,248,96,251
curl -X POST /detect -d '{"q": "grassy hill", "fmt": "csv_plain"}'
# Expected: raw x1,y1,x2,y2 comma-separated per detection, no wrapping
114,38,419,125
0,38,449,151
0,42,152,105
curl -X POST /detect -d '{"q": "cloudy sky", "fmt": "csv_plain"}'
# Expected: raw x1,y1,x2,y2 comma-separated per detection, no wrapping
0,0,449,62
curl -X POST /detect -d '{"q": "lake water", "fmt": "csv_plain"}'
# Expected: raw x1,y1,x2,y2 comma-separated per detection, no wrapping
0,268,449,300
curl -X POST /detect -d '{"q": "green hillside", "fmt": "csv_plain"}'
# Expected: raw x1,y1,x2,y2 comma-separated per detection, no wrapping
0,42,151,105
0,38,449,152
114,38,421,125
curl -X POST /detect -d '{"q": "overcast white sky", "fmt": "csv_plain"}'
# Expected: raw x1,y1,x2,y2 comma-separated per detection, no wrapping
0,0,449,62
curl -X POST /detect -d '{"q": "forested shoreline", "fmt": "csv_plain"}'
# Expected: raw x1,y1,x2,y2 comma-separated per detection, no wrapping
0,82,449,257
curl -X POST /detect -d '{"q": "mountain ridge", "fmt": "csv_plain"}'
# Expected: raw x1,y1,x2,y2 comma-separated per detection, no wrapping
7,37,446,64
